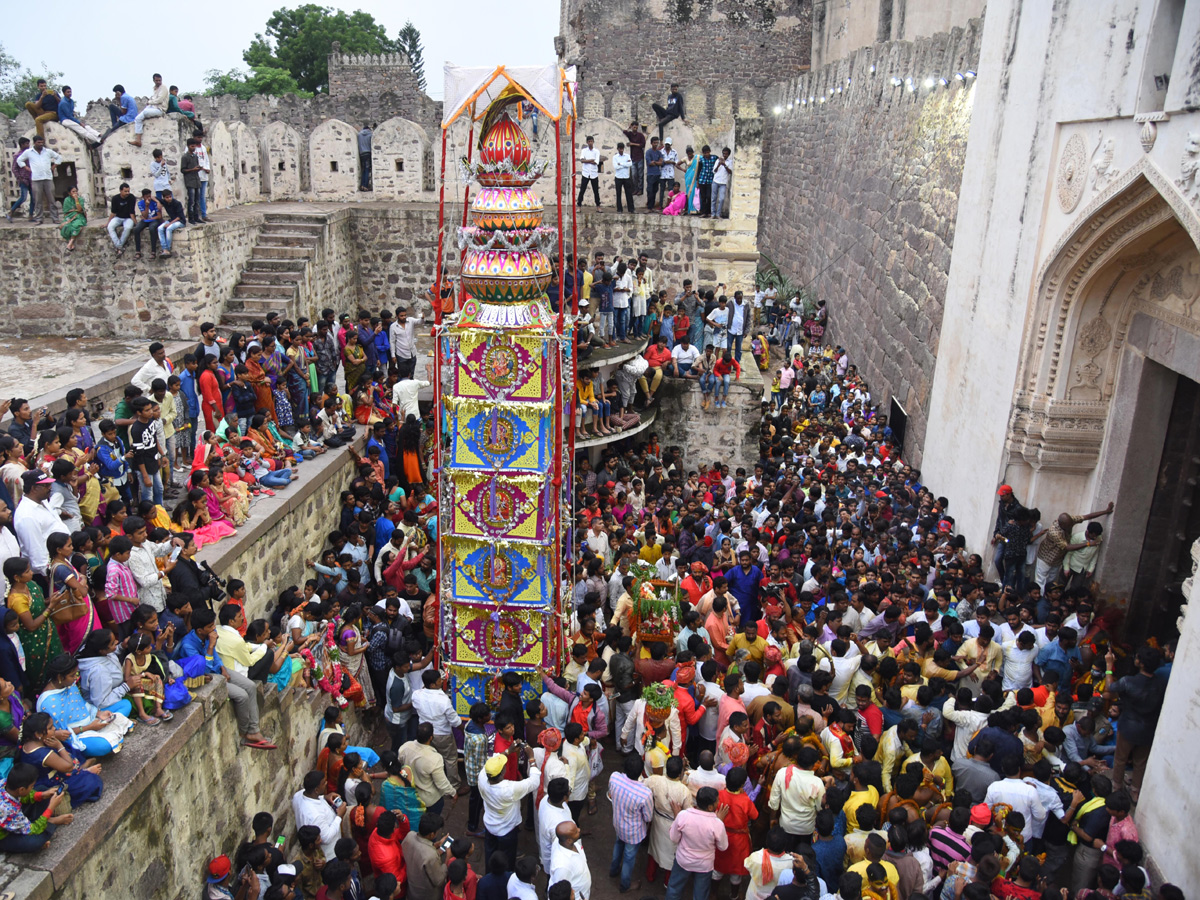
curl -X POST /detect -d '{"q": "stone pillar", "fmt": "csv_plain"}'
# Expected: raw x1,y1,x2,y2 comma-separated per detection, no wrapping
1138,537,1200,889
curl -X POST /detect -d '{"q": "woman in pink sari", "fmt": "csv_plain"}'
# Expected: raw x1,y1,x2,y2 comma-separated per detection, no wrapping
661,182,687,216
48,533,100,655
171,478,237,549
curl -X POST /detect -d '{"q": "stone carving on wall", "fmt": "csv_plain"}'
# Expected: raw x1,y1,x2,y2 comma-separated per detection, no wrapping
1067,359,1104,402
1179,132,1200,204
1066,314,1112,402
1090,131,1117,193
1057,133,1088,213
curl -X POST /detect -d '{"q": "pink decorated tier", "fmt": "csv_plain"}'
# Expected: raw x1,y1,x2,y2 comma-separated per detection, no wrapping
460,247,553,304
469,186,544,231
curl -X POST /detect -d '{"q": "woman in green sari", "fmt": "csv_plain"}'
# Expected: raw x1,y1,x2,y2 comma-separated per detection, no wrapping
60,187,86,251
342,330,368,393
682,146,700,214
3,558,66,694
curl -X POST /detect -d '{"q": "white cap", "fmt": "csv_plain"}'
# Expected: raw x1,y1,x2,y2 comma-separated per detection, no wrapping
664,137,673,145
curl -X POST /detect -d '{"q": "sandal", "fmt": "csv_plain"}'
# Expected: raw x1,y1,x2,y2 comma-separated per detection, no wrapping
242,738,277,750
134,252,142,260
157,711,174,721
140,716,161,727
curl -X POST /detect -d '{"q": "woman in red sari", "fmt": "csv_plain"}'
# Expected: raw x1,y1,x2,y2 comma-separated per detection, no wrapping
197,354,224,433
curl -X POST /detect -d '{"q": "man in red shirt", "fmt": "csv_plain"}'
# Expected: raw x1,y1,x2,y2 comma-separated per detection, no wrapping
639,336,673,403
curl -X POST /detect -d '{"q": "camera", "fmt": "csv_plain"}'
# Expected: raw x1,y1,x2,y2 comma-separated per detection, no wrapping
199,561,228,603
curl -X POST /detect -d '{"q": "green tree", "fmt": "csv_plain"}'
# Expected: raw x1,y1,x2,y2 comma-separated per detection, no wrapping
204,66,311,100
0,43,62,120
397,21,427,94
242,4,400,94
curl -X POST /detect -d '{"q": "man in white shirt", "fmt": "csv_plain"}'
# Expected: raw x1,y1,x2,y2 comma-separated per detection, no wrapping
195,139,211,222
982,757,1044,841
392,364,432,424
130,73,169,147
612,141,633,213
538,777,575,873
712,148,733,219
1001,632,1039,691
13,472,70,576
670,338,701,376
292,770,348,859
132,343,175,393
389,305,422,381
549,821,592,900
479,748,540,867
768,744,826,842
660,137,678,189
16,136,62,225
576,136,603,208
411,669,465,791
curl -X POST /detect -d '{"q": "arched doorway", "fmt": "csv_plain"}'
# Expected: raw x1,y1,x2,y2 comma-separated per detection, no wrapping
1005,170,1200,640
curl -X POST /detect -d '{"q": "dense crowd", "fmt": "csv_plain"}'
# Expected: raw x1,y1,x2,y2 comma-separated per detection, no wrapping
0,139,1187,900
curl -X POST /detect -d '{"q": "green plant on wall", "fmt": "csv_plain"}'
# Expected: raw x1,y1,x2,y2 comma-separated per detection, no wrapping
756,253,818,318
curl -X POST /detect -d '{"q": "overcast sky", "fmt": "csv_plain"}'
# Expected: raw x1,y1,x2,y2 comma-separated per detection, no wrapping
5,0,559,101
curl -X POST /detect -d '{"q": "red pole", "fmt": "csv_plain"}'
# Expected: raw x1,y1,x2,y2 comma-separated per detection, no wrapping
555,118,565,334
434,126,448,327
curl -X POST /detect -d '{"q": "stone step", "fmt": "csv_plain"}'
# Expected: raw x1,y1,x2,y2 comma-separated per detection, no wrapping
242,258,308,273
238,270,304,286
257,232,319,248
252,246,311,260
228,300,296,314
233,282,297,299
263,216,327,229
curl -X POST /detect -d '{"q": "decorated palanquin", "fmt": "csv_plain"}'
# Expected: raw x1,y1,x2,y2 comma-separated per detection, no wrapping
434,74,577,713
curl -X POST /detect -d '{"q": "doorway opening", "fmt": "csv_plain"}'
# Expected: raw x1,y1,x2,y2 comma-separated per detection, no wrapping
1128,373,1200,642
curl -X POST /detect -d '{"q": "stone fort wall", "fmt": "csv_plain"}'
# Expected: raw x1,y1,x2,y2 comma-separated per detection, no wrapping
559,0,812,102
757,18,982,463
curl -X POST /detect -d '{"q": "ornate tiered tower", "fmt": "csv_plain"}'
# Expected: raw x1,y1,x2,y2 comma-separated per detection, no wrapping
437,93,571,711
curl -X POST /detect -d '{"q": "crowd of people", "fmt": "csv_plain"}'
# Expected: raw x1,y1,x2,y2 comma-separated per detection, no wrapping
196,281,1180,900
7,73,209,258
0,303,439,862
0,223,1184,900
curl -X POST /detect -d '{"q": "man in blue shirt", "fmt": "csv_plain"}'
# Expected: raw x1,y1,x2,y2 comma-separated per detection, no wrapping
357,311,379,375
1035,627,1082,687
106,84,138,137
725,550,763,622
645,137,665,210
178,354,201,458
55,86,101,146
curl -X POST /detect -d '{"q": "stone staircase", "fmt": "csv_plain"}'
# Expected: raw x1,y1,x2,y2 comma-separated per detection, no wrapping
221,213,326,330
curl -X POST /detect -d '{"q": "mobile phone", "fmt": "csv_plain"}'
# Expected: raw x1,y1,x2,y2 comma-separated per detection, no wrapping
439,835,453,852
331,795,345,809
169,546,182,562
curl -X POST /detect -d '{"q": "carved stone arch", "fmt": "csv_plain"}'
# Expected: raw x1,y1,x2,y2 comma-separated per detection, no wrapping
1008,168,1200,474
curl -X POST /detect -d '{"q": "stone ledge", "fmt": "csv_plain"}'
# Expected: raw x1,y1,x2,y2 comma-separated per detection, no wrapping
7,678,225,889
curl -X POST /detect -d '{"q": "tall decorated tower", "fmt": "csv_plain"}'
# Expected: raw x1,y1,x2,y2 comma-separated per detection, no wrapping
433,69,577,710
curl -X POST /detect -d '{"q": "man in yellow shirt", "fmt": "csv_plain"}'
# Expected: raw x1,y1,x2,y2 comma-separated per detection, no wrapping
954,624,1004,696
727,620,767,665
874,719,918,792
847,834,898,894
